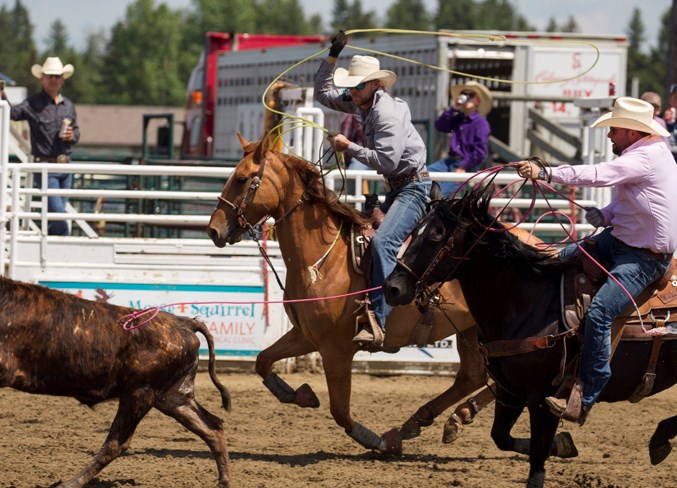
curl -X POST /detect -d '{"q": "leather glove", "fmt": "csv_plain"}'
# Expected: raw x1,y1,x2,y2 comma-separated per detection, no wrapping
329,31,348,58
585,207,605,227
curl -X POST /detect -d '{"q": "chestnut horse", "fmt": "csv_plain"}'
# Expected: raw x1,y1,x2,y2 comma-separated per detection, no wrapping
206,132,556,454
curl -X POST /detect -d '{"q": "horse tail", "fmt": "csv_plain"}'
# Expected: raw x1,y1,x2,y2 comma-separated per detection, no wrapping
190,318,232,412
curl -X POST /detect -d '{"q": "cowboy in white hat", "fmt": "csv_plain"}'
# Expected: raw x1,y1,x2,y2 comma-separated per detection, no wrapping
1,56,79,235
314,31,430,350
517,97,677,425
429,80,494,195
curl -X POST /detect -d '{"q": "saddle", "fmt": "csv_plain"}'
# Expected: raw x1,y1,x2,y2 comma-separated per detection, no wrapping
560,250,677,403
349,194,433,349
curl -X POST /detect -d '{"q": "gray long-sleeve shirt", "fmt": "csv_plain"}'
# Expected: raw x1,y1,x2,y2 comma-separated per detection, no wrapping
314,60,426,177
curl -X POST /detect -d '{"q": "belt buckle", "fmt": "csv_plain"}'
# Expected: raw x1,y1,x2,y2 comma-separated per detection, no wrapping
56,155,68,163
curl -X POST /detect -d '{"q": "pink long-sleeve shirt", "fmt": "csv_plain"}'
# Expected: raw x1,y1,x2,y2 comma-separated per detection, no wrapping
551,136,677,254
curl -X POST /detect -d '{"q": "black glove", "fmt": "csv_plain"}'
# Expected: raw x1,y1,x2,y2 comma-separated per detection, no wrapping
329,31,348,58
584,207,605,227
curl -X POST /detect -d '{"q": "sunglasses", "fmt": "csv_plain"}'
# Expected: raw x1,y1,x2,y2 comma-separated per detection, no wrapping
46,74,63,79
343,82,367,96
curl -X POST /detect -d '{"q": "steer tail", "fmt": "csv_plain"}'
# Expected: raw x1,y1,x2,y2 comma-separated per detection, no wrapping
192,319,232,412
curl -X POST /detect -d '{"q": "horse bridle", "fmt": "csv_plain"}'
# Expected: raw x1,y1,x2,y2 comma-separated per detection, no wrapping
217,152,271,237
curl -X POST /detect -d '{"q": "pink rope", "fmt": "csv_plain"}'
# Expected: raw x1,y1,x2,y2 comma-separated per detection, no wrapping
118,285,381,331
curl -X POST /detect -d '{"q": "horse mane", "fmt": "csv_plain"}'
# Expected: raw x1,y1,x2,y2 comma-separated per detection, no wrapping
439,185,572,276
278,151,372,228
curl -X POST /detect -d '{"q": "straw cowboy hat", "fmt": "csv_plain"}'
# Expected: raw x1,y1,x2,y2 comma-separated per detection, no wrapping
451,81,493,116
591,96,669,137
333,55,397,88
31,57,74,80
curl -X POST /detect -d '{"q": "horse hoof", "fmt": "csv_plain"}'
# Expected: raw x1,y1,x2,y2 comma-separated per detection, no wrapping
295,383,320,408
553,431,578,458
399,418,422,440
649,442,672,465
381,428,402,455
442,415,463,444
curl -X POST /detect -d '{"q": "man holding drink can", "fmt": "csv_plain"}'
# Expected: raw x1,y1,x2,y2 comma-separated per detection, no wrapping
1,57,80,235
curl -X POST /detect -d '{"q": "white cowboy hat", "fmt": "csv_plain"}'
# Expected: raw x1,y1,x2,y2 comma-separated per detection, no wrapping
591,96,669,137
333,55,397,88
31,57,75,80
450,81,493,116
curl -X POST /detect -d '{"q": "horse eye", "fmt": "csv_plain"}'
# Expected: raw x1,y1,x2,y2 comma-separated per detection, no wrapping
235,176,248,184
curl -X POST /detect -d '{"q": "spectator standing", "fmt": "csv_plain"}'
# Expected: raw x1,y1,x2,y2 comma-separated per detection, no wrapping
1,57,79,235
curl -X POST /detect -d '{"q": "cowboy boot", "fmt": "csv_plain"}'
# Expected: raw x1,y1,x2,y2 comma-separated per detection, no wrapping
545,380,590,425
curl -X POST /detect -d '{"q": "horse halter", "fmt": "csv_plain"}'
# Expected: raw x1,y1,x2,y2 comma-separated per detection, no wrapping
217,152,270,235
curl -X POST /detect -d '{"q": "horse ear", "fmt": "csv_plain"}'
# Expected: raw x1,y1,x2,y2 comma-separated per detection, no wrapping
430,181,443,202
237,133,249,149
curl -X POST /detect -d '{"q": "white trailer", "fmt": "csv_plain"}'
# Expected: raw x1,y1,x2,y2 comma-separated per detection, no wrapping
207,30,628,162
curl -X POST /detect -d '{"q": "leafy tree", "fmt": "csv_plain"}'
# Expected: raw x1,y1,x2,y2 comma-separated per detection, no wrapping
0,0,38,90
331,0,378,35
67,31,107,104
386,0,431,31
100,0,184,105
42,19,69,54
545,16,580,33
255,0,314,35
625,8,661,95
436,0,477,31
545,18,558,32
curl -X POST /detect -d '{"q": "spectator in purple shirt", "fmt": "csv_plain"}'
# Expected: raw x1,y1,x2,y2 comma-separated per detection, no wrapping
428,81,492,195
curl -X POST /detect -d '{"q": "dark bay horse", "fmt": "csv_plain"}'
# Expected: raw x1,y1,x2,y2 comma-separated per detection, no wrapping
384,184,677,486
207,132,512,453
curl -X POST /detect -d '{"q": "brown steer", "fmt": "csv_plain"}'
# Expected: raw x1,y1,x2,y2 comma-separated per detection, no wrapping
0,276,231,487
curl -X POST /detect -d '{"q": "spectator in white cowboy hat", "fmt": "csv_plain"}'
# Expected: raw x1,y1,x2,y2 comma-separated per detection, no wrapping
516,96,677,426
314,31,430,349
428,81,493,195
1,57,80,235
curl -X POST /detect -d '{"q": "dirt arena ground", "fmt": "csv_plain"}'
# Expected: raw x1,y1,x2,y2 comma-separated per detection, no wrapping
1,370,676,488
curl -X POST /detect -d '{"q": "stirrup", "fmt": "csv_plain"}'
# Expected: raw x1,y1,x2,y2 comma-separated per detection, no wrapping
353,299,384,349
546,379,586,425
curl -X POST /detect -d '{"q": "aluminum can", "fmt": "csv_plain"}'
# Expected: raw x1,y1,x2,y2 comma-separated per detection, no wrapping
59,118,71,139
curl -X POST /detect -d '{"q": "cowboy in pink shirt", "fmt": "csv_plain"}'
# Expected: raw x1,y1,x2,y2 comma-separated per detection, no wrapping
517,97,676,425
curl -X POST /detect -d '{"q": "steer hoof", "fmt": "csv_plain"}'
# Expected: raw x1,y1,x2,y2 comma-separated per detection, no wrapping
381,428,403,455
295,383,320,408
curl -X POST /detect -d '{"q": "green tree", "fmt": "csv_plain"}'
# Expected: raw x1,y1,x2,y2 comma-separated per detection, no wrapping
100,0,184,105
386,0,431,31
67,31,107,104
255,0,313,35
0,0,38,90
331,0,378,34
43,19,69,54
625,8,660,95
436,0,477,30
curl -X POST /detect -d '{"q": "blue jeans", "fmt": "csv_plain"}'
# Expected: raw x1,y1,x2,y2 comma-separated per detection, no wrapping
559,228,672,407
34,172,72,236
428,157,466,196
371,178,431,329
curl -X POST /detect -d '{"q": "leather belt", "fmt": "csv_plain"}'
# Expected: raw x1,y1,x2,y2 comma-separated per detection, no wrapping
615,237,672,261
385,170,430,191
34,155,69,163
